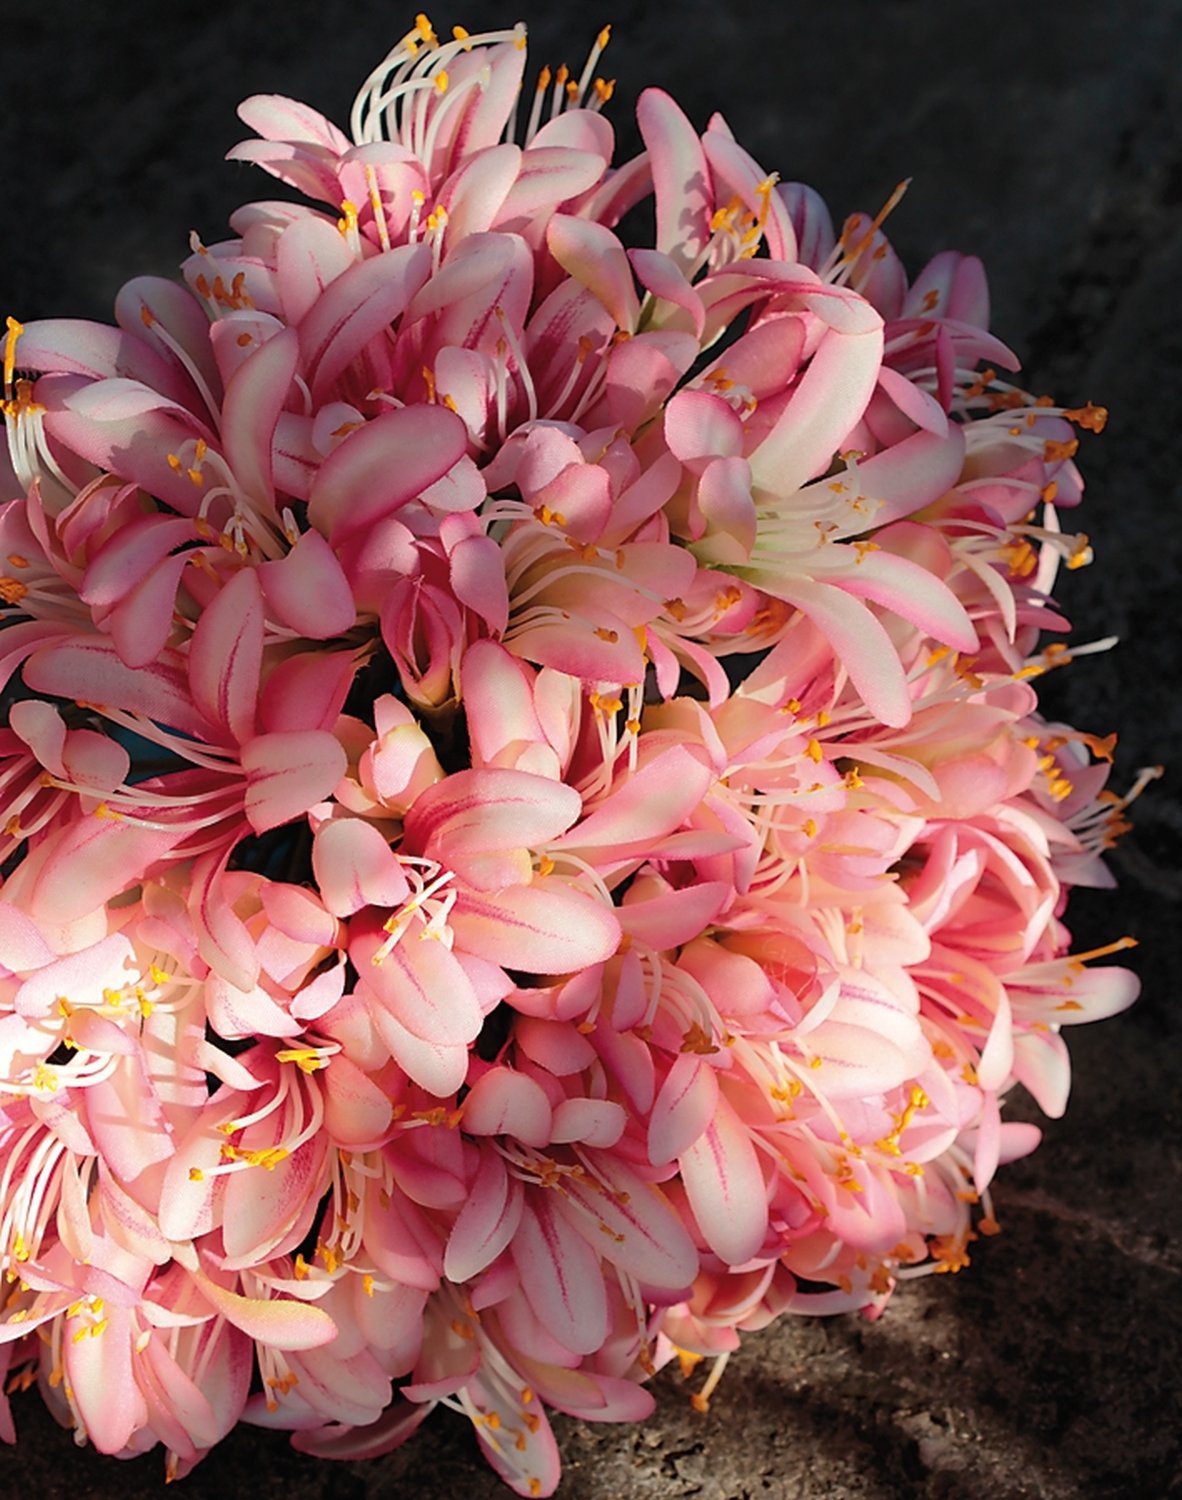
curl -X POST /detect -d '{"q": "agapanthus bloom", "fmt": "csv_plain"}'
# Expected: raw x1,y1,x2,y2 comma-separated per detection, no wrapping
0,15,1154,1496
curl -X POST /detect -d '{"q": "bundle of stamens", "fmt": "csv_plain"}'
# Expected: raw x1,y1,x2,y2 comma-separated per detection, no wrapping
0,14,1153,1496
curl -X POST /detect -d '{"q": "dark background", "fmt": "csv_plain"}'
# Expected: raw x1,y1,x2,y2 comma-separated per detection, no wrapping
2,2,1179,1495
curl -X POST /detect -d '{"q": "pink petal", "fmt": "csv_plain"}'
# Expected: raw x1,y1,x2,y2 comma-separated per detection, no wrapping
237,93,352,151
462,1066,553,1147
559,1150,699,1292
25,635,212,739
748,320,884,497
664,388,744,469
617,880,731,950
511,1194,609,1356
404,767,580,858
494,147,606,228
276,215,355,325
547,214,640,332
258,649,356,734
81,514,195,610
648,1054,721,1166
109,552,192,668
220,325,299,510
449,882,620,975
66,1308,147,1453
353,923,483,1048
679,1095,768,1265
192,1270,338,1351
0,902,55,972
242,730,347,835
188,568,263,744
443,1148,525,1283
299,243,432,401
553,746,711,855
549,1097,626,1148
312,818,410,918
259,527,356,639
635,88,712,272
307,402,468,545
742,572,912,728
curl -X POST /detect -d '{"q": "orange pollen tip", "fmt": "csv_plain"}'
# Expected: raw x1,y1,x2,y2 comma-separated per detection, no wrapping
1065,401,1108,432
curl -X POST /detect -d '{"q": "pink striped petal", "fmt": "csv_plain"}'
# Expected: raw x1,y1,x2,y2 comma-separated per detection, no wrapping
449,882,620,974
443,1149,525,1283
189,568,263,743
242,730,347,835
276,216,354,326
25,635,212,739
299,242,432,401
561,1152,698,1291
353,923,483,1048
221,325,299,509
741,572,912,727
648,1054,720,1166
511,1194,609,1356
312,818,409,917
237,92,351,151
679,1095,768,1265
553,746,711,854
462,1066,553,1147
81,514,195,609
494,147,606,228
404,766,580,857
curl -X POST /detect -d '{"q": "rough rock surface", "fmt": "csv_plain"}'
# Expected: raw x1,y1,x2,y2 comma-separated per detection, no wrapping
2,2,1179,1496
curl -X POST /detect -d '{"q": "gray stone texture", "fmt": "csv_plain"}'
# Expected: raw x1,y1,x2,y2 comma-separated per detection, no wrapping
1,1,1179,1495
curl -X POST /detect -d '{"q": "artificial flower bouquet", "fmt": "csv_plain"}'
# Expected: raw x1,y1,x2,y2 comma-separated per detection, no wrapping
0,16,1150,1496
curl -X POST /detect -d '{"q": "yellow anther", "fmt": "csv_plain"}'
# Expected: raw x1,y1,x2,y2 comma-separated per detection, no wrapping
276,1047,330,1074
3,317,24,395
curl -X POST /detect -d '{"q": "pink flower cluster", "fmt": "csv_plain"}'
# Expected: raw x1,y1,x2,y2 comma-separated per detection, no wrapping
0,17,1151,1496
